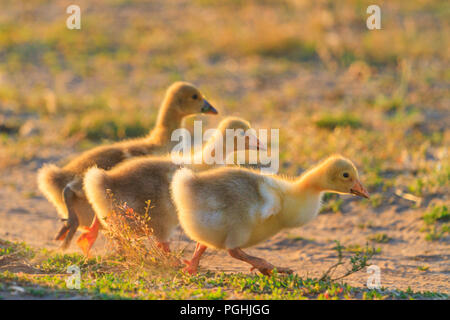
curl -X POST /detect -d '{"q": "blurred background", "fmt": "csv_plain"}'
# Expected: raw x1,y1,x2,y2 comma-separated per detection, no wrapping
0,0,448,173
0,0,448,212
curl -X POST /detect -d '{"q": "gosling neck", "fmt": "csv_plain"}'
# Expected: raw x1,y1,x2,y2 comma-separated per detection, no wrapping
277,167,325,228
191,131,229,169
293,164,327,195
148,99,184,144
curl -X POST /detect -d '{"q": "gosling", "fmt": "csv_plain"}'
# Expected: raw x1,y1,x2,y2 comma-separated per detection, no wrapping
171,155,369,275
38,82,217,249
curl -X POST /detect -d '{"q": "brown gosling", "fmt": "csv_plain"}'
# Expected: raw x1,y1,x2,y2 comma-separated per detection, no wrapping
38,82,218,249
80,117,264,256
170,155,370,275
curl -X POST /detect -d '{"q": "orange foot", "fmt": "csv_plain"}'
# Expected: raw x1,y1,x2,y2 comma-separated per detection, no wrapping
250,264,293,276
76,217,100,257
182,259,198,275
182,243,206,275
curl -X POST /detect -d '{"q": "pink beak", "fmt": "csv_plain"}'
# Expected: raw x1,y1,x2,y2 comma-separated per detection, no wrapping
350,179,370,199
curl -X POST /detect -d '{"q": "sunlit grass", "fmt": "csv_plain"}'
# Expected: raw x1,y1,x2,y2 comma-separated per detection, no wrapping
0,239,447,300
421,205,450,241
314,113,363,130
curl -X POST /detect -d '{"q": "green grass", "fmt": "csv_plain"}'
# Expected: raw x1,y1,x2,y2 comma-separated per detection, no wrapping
423,226,448,242
0,239,35,259
408,178,426,197
322,198,344,213
251,38,318,62
1,263,446,300
1,239,447,300
421,205,449,241
366,193,384,208
320,193,344,213
314,114,362,130
417,265,429,272
346,244,381,255
374,95,405,113
367,233,391,244
286,235,315,242
64,111,156,142
423,205,450,225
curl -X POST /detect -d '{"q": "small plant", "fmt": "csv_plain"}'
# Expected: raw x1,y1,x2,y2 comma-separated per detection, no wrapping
423,205,449,225
346,243,381,255
374,94,404,113
363,290,388,300
103,191,181,270
417,265,429,272
367,193,383,208
357,221,374,230
286,235,315,242
421,205,449,241
319,241,375,282
424,226,447,241
408,178,425,196
367,233,390,243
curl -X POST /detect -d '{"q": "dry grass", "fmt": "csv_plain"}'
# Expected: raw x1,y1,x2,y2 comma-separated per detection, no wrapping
103,192,182,271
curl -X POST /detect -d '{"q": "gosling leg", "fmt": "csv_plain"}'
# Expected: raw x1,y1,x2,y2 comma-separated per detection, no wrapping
228,248,293,276
76,216,100,257
56,184,80,250
183,243,207,274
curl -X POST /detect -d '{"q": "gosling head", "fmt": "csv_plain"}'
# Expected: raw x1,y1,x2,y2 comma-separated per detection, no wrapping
166,81,218,116
217,117,266,151
320,155,370,198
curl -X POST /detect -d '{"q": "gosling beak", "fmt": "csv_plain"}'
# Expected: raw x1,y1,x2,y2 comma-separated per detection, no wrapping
350,179,370,199
201,99,218,114
248,134,267,151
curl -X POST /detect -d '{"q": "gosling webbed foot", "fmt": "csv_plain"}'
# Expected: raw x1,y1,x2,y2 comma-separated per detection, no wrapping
182,243,207,275
182,259,199,275
76,217,100,257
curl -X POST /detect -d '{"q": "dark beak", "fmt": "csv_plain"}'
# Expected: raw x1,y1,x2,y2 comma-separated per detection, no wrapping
201,99,218,114
350,179,370,199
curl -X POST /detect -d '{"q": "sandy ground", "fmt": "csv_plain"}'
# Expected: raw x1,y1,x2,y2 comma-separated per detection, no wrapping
0,151,448,294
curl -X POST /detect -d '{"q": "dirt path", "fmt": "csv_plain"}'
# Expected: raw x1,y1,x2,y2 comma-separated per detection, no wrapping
0,156,448,294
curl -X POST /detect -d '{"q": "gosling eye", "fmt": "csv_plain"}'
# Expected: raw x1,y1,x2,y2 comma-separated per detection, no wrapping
192,94,198,100
343,172,349,178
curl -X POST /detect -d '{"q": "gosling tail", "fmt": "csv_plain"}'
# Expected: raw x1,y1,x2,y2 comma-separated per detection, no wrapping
38,164,73,218
83,166,111,228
